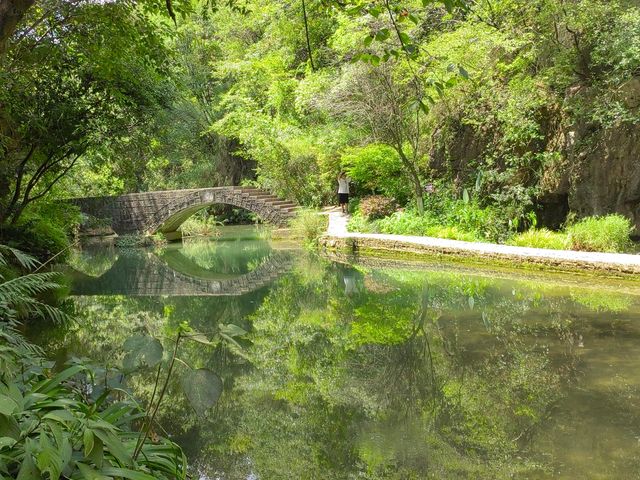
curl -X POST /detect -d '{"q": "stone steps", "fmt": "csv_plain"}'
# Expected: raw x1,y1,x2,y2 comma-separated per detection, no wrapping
237,188,298,218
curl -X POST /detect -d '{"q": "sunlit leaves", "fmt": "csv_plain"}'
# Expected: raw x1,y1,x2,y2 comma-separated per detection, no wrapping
344,0,469,66
219,323,248,337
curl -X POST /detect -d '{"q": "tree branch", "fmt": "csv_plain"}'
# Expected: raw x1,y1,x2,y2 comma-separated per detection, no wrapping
301,0,315,70
9,152,82,224
1,144,36,223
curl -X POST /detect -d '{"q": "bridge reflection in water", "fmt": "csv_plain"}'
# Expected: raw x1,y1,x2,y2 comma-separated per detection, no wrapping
68,240,294,297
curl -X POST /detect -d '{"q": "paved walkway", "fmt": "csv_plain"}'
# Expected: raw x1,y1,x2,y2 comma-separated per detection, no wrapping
324,212,640,275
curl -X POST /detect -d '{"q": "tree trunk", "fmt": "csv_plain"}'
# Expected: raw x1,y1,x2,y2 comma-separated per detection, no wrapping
395,145,424,215
0,0,36,55
414,187,424,215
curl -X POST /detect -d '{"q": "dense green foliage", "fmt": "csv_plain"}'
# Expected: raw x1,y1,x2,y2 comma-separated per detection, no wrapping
0,246,188,479
1,0,638,252
341,145,411,204
0,331,188,479
349,183,508,242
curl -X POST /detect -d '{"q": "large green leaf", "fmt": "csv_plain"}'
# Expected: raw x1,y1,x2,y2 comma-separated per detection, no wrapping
0,413,20,440
0,436,16,449
101,467,157,480
32,365,85,394
36,433,64,480
92,428,132,465
76,462,111,480
86,435,104,469
0,394,18,416
218,323,247,337
181,369,223,416
122,335,163,373
16,448,39,480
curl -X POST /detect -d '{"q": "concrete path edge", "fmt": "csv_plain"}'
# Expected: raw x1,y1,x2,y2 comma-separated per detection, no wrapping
320,212,640,277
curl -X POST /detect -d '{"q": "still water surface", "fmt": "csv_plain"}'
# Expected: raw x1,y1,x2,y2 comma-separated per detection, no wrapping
31,227,640,479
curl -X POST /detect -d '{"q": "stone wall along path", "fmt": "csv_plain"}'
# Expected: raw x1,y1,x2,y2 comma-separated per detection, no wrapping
322,212,640,277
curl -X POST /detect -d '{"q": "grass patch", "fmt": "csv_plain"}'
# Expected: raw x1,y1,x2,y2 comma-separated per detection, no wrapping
348,210,635,254
290,209,328,247
348,210,482,242
507,229,569,250
180,212,222,237
566,214,633,253
347,212,377,233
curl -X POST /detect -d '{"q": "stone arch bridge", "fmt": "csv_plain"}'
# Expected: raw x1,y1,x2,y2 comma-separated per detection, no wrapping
72,187,298,237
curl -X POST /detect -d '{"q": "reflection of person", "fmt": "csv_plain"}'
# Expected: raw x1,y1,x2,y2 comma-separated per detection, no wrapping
337,263,361,297
337,172,351,214
343,269,356,296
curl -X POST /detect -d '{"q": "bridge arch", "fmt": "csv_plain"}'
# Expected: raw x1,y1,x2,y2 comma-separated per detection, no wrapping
73,187,298,236
146,188,293,235
69,248,294,296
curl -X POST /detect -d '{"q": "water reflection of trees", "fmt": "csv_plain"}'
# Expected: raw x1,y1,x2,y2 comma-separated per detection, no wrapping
67,242,119,277
168,238,273,275
198,261,640,479
47,250,640,479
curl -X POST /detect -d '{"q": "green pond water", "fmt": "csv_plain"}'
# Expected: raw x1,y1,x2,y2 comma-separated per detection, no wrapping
28,226,640,479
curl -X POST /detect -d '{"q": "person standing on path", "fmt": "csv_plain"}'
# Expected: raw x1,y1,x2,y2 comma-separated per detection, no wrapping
337,172,351,214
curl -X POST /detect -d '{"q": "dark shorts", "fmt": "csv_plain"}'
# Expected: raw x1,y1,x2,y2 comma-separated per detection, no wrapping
338,193,349,205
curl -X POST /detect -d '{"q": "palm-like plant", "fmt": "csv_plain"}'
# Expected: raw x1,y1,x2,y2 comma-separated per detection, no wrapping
0,244,69,325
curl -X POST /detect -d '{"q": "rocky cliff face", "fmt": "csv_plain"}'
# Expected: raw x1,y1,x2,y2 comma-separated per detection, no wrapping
430,78,640,235
566,123,640,234
561,79,640,234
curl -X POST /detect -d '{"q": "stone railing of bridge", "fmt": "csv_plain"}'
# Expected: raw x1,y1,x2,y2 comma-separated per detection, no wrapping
72,187,299,236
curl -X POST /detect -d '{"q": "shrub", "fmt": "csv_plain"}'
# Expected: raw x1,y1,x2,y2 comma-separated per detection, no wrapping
0,217,71,263
346,212,377,233
376,210,439,236
445,201,508,242
341,144,411,204
566,214,633,252
180,212,222,237
0,201,80,262
507,229,569,250
358,195,397,220
290,209,328,247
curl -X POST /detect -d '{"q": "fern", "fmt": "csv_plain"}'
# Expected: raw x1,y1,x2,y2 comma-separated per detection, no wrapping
0,244,39,272
0,244,69,324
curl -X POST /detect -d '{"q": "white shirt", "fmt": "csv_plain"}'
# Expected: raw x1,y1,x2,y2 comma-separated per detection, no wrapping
338,177,350,194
